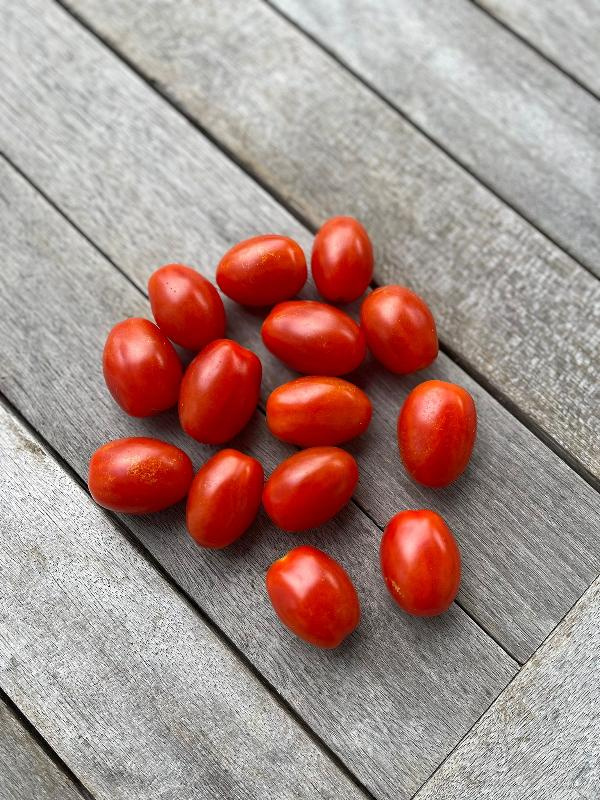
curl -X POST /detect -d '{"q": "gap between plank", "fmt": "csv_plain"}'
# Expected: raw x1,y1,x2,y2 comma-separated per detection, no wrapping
467,0,600,104
0,688,97,800
0,151,522,665
0,392,377,800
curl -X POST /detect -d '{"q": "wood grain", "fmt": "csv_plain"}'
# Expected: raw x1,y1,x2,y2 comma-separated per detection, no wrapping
273,0,600,272
0,159,517,800
22,0,600,486
1,0,599,661
0,401,369,800
477,0,600,97
0,698,87,800
415,574,600,800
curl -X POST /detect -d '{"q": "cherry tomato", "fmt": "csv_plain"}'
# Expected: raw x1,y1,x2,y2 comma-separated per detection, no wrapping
266,546,360,648
179,339,262,444
102,318,182,417
311,216,373,303
398,380,477,487
266,376,372,446
261,301,366,375
380,510,461,616
216,235,307,306
88,437,193,513
263,446,358,531
148,263,226,351
360,286,438,373
186,449,263,548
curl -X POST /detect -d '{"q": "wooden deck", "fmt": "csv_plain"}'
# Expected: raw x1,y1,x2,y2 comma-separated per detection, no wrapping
1,1,598,798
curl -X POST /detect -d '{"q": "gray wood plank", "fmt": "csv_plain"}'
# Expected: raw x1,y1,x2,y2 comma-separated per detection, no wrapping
29,0,600,486
0,401,367,800
0,698,87,800
414,574,600,800
1,0,599,661
0,161,516,800
477,0,600,97
273,0,600,273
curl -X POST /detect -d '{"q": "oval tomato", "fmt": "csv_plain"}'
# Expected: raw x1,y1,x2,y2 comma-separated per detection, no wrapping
88,437,193,513
179,339,262,444
360,285,438,373
263,446,358,531
261,301,366,375
380,510,461,616
266,376,372,446
216,235,307,306
311,216,373,303
266,546,360,648
186,449,263,548
398,380,476,487
102,318,182,417
148,263,226,350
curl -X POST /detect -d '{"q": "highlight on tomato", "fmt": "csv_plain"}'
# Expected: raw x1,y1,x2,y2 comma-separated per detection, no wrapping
266,545,360,648
311,215,373,303
380,509,461,616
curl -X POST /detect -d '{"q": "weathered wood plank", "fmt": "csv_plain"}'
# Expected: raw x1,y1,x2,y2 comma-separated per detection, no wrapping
415,574,600,800
273,0,600,272
477,0,600,97
0,401,368,800
24,0,600,486
0,698,87,800
0,161,516,800
1,0,599,661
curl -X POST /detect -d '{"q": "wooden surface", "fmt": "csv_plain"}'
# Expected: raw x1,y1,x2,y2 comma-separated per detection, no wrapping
1,0,599,797
477,0,600,97
415,574,600,799
51,0,600,486
0,401,367,800
2,0,599,662
0,698,87,800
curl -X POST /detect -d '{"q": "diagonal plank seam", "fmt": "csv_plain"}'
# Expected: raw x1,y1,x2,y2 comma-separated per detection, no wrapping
0,151,522,665
0,391,378,800
467,0,600,103
45,0,600,496
0,688,96,800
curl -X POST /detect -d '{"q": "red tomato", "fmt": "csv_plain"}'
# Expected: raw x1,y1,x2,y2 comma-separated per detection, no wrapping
266,546,360,648
102,318,182,417
311,216,373,303
380,510,461,616
179,339,262,444
263,447,358,531
148,263,226,351
266,376,372,446
186,449,263,548
216,235,307,306
261,301,366,375
360,286,438,373
88,437,193,513
398,380,476,487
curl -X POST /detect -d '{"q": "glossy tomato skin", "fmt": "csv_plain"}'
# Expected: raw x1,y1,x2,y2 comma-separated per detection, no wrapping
266,546,360,648
148,263,226,351
360,286,438,374
311,216,373,303
263,446,358,531
186,449,263,548
102,318,182,417
398,380,476,487
179,339,262,444
88,437,193,514
261,301,366,375
216,235,307,307
380,510,461,616
266,376,372,446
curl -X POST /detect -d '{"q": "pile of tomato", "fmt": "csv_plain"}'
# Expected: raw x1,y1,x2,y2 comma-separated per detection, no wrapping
89,216,476,649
